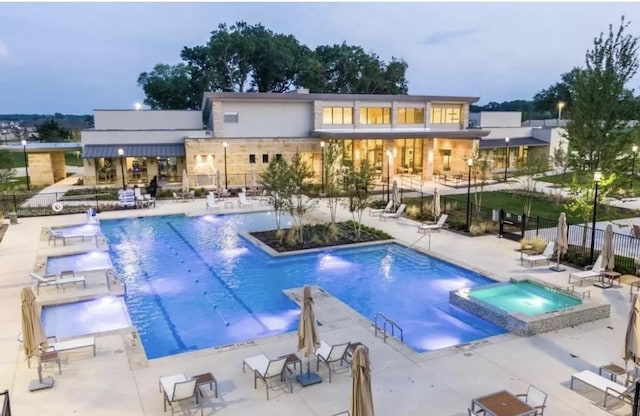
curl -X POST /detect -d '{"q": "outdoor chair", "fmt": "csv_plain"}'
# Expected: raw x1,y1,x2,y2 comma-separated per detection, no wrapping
522,242,555,267
30,272,86,294
632,223,640,239
238,192,252,208
159,374,202,415
515,384,547,415
571,370,635,408
47,226,89,246
206,194,219,212
418,214,449,233
242,354,289,400
380,204,406,221
316,341,350,382
144,194,156,208
467,409,483,416
568,255,604,286
369,200,393,216
172,192,183,203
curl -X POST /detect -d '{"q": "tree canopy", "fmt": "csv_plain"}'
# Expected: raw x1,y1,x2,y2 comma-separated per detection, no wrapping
35,119,71,142
138,22,409,109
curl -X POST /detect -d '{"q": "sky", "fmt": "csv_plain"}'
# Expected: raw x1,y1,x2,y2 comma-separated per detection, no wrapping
2,2,640,114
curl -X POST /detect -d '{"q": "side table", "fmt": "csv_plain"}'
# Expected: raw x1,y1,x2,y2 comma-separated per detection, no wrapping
599,363,627,383
194,372,217,398
595,271,621,289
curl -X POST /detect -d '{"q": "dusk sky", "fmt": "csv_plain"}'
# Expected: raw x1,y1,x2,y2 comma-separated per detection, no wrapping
2,2,640,114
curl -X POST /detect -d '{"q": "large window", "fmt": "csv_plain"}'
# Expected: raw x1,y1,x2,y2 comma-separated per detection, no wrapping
95,158,117,184
360,107,391,124
431,107,461,124
397,108,425,124
322,107,353,124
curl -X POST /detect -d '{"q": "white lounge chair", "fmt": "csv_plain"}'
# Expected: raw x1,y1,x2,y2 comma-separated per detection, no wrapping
418,214,449,233
45,336,96,357
238,192,252,208
242,354,290,399
369,201,393,216
523,241,555,267
159,374,202,415
568,255,604,286
30,272,86,294
47,226,90,246
570,370,635,407
206,194,219,212
316,341,350,382
380,204,406,221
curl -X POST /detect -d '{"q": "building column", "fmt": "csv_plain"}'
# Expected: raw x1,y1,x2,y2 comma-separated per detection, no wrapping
424,139,434,181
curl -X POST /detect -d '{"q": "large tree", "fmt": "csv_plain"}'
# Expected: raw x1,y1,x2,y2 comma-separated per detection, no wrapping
532,68,582,117
35,119,71,142
138,22,409,109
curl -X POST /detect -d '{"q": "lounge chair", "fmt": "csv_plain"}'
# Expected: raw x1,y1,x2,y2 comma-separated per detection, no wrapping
159,374,202,415
242,354,290,399
522,242,555,267
515,384,548,415
418,214,449,233
47,226,89,246
206,194,219,212
135,195,149,209
30,272,86,294
144,194,156,208
45,336,96,357
568,255,604,286
633,223,640,239
238,192,252,208
467,409,483,416
316,341,350,382
369,200,393,216
172,192,185,203
380,204,406,221
571,370,635,408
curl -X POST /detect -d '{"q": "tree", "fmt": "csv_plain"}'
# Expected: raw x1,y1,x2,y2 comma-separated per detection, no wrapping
470,151,492,214
550,140,570,203
259,157,290,230
0,149,15,184
323,142,343,224
285,152,316,243
532,68,582,116
35,119,70,142
343,159,376,241
137,64,199,110
515,154,550,216
565,16,639,175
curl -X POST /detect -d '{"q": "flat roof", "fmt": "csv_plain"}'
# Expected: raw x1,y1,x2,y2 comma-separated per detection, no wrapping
0,142,82,152
312,128,490,139
479,137,549,149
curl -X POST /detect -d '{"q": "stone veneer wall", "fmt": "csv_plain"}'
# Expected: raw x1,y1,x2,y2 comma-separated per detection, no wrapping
432,139,477,175
27,152,68,187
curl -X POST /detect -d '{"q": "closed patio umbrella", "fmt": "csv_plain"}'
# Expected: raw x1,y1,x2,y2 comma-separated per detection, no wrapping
251,170,257,191
350,345,374,416
602,223,615,272
625,293,640,369
391,180,400,209
551,212,568,272
21,287,53,390
297,285,322,386
182,169,189,193
216,169,222,197
432,187,441,219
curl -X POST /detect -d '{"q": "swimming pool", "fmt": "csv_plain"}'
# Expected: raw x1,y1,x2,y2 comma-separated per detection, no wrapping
53,224,101,237
470,281,581,316
46,251,112,276
100,212,506,359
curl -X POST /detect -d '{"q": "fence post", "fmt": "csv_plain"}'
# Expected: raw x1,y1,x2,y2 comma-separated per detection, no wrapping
536,216,540,236
521,214,527,240
12,193,17,213
419,191,424,215
95,188,99,212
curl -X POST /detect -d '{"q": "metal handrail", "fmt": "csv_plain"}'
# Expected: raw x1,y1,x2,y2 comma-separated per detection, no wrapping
106,268,127,296
374,312,404,342
398,174,424,191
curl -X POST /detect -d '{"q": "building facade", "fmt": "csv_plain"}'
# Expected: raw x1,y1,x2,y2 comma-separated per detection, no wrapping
81,91,491,188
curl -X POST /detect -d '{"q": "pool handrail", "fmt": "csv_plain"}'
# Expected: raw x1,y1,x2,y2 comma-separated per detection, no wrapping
374,312,404,342
106,268,127,296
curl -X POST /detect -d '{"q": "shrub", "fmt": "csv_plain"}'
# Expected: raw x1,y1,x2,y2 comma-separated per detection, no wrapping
530,236,547,253
327,223,339,242
286,227,299,246
519,238,530,250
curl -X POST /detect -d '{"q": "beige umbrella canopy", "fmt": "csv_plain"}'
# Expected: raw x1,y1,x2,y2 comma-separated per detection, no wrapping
350,345,375,416
601,223,615,272
297,285,322,386
552,212,569,272
182,169,189,193
21,287,47,363
391,180,400,209
625,293,640,367
432,187,441,219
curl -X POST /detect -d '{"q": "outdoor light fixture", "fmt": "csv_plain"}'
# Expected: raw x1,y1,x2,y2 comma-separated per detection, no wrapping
222,141,228,189
320,141,325,194
21,139,30,190
466,158,474,232
386,150,393,203
590,171,602,263
632,145,638,189
134,102,142,111
504,137,510,182
118,148,126,190
558,101,565,120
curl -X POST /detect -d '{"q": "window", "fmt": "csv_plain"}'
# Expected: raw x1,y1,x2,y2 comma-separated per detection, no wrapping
360,107,391,124
440,149,452,171
223,112,239,123
249,154,256,164
397,108,425,124
431,107,461,124
322,107,353,124
275,154,282,161
262,154,269,164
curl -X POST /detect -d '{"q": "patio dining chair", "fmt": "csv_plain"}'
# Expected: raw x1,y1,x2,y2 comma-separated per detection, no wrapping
316,341,350,382
159,374,202,415
516,384,547,415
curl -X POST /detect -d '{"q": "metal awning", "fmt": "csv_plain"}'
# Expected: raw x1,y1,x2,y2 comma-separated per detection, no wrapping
82,144,185,158
479,137,549,149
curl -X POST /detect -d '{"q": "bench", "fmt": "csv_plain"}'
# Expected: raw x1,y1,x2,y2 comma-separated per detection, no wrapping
47,336,96,357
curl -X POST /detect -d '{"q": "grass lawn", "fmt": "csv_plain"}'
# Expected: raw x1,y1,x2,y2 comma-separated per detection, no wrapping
540,172,588,185
0,177,28,191
442,191,639,223
8,151,82,168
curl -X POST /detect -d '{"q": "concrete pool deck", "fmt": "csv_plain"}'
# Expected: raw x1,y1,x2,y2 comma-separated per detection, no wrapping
0,197,637,415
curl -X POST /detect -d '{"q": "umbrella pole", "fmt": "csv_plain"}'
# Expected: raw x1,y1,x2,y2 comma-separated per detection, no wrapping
550,251,565,272
297,357,322,387
29,362,54,391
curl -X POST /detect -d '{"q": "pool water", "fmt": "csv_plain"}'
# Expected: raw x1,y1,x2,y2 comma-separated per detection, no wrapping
46,251,112,276
42,296,131,339
470,281,582,316
100,212,506,359
55,224,101,236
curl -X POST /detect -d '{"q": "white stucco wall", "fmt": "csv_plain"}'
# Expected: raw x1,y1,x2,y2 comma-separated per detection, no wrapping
482,127,534,139
470,112,522,128
82,130,206,145
93,110,203,130
216,101,314,138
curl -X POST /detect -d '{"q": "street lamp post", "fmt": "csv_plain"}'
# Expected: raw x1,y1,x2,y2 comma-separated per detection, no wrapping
320,141,325,194
632,145,638,190
590,171,602,263
466,158,473,232
386,150,392,203
558,101,565,121
118,148,126,190
504,137,510,182
21,139,30,190
222,141,228,189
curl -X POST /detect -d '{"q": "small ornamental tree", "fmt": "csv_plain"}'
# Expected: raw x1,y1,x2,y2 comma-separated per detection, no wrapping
0,150,15,185
259,157,290,230
286,152,316,243
343,159,376,241
323,142,342,224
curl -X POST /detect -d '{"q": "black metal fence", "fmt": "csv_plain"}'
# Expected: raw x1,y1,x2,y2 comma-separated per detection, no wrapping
0,189,121,218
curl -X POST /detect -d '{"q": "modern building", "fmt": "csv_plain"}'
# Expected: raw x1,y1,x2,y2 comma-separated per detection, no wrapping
80,91,493,188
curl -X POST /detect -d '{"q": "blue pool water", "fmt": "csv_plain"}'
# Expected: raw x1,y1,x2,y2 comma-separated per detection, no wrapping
46,251,112,275
42,296,131,338
99,212,505,359
470,281,582,316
